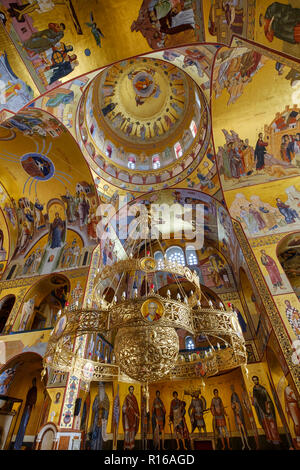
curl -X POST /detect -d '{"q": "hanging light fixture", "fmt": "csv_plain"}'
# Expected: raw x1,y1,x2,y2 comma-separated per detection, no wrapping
42,211,247,385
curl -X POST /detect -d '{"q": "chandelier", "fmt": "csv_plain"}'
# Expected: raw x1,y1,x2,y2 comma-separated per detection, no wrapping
42,212,247,385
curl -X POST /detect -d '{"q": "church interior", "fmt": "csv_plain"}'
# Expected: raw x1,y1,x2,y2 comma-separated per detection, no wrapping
0,0,300,452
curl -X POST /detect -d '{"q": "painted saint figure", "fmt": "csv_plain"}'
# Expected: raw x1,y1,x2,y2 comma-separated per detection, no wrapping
152,390,166,450
169,391,189,450
188,390,207,435
230,385,250,450
276,198,299,224
211,388,231,450
48,212,65,249
22,23,66,54
260,3,300,44
251,376,280,445
112,385,120,450
13,378,37,450
89,382,110,450
254,133,268,170
284,383,300,449
260,250,284,290
122,386,139,450
284,300,300,340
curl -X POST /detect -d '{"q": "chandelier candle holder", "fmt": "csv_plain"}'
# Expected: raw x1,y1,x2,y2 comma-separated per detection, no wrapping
43,256,247,384
43,209,246,385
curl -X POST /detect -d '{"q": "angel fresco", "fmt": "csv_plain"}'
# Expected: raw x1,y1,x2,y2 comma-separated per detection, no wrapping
86,12,105,47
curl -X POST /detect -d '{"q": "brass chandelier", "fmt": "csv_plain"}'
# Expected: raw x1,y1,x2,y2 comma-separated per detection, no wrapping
42,211,247,385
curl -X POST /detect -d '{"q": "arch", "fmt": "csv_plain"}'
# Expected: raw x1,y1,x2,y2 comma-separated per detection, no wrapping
36,423,59,450
186,245,198,266
0,352,46,450
277,232,300,301
239,267,260,332
13,274,70,332
0,295,15,334
185,335,195,350
166,245,185,266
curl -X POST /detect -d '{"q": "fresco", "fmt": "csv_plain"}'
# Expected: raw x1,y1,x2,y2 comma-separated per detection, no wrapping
204,0,256,45
226,177,300,238
275,293,300,343
131,0,204,49
254,1,300,61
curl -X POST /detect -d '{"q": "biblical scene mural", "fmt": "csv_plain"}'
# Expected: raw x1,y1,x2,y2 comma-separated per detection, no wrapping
131,0,204,49
204,0,256,45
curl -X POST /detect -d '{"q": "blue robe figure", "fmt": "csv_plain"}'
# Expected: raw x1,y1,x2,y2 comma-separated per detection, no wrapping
49,60,76,85
86,12,104,47
48,213,66,249
90,382,110,450
13,378,37,450
102,103,116,116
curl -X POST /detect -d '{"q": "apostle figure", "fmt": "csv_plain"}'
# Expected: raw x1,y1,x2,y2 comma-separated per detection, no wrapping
254,133,268,170
90,382,110,450
23,23,66,54
13,378,37,450
251,376,280,445
122,385,140,450
260,250,284,291
285,300,300,339
211,388,231,450
276,198,299,224
230,385,251,450
152,390,166,450
188,390,207,435
284,383,300,449
260,3,300,44
169,391,189,450
48,212,65,249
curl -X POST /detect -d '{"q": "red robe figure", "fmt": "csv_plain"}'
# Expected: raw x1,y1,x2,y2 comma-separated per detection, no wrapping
260,250,284,290
122,385,140,450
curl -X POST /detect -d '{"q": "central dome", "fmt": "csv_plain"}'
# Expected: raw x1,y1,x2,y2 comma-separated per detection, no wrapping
99,57,190,144
77,57,210,191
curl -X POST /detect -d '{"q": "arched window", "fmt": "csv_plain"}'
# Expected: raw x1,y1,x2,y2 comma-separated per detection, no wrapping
190,120,197,138
174,142,183,159
185,336,195,350
166,246,185,266
186,245,198,266
154,251,164,269
152,154,160,169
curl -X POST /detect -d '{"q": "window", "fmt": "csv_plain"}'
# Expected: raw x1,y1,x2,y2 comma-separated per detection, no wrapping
185,336,195,350
186,246,198,266
166,246,185,266
190,120,197,138
152,154,161,169
174,142,183,159
154,251,164,269
128,156,136,170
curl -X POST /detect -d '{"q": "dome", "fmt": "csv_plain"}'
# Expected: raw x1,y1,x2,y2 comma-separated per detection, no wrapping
77,57,210,192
